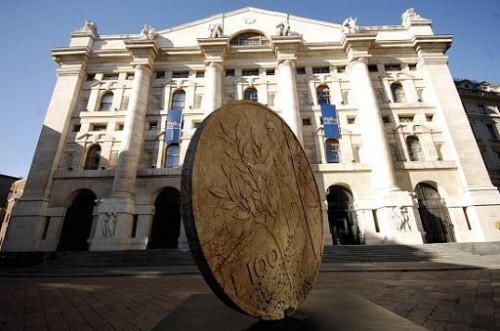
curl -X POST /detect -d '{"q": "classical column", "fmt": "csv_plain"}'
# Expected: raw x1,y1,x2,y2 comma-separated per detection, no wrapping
198,37,227,117
277,59,303,143
349,56,398,193
111,63,153,196
201,62,223,116
90,39,158,250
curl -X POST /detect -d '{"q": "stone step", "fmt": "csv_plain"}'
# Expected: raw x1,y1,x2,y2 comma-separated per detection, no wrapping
1,242,494,267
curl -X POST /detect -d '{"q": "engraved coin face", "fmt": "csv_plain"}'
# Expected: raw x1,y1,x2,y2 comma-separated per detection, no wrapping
182,101,323,320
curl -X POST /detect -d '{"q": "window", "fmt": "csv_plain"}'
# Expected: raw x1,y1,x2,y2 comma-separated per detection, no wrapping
117,124,124,131
382,116,391,123
84,145,101,170
230,32,269,46
126,73,134,80
337,66,346,73
426,114,434,122
148,121,158,130
406,136,424,161
302,118,312,126
325,139,340,163
265,69,275,76
172,71,189,78
86,74,96,81
408,64,417,71
368,65,378,72
347,116,356,124
73,124,81,132
155,71,165,79
316,85,331,105
244,87,258,101
478,105,487,114
225,69,235,77
312,66,330,74
100,92,113,111
165,144,180,168
193,121,201,129
91,124,107,131
171,90,186,109
398,115,414,123
391,82,406,103
102,73,119,81
195,71,205,78
296,67,306,75
486,124,499,140
242,69,259,76
385,64,401,71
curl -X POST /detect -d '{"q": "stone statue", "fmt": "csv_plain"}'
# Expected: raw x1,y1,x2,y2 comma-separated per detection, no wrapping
80,20,97,34
393,206,411,232
208,23,223,38
402,8,425,25
342,17,358,33
140,24,157,40
275,21,290,36
101,212,118,238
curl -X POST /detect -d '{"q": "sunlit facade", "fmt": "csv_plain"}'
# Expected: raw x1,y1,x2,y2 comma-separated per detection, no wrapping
3,7,500,252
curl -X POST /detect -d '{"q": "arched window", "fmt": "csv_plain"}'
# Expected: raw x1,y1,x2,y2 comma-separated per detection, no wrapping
325,139,340,163
171,90,186,109
391,82,406,103
244,87,258,101
100,92,113,111
317,85,331,105
230,32,269,46
165,144,180,168
406,136,424,161
84,144,101,170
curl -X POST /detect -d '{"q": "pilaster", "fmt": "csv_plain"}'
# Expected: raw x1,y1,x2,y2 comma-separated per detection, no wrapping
3,47,90,251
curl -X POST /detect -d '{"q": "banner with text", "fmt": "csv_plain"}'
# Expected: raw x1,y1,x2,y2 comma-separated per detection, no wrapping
320,104,341,139
164,107,183,144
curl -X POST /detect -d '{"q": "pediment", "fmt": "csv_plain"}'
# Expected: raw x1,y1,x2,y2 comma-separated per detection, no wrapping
156,7,345,48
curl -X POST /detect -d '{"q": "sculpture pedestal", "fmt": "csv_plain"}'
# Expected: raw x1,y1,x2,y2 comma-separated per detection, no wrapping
152,289,425,330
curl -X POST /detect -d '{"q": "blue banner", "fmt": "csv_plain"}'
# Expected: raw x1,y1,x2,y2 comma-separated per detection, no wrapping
164,107,182,144
320,104,341,139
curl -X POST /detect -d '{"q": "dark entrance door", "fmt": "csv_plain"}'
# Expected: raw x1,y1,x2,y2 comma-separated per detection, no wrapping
416,183,455,243
57,190,96,251
327,185,360,245
148,187,181,249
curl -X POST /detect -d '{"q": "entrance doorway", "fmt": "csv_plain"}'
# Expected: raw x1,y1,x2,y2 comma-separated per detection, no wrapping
327,185,360,245
57,190,96,251
148,187,181,249
415,183,455,243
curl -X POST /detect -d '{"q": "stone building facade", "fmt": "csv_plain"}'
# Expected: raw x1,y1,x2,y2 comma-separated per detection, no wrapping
455,79,500,191
0,178,25,249
4,7,500,251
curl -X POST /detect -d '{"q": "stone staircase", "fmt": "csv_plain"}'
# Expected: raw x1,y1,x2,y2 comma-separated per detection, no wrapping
1,242,495,268
322,243,481,263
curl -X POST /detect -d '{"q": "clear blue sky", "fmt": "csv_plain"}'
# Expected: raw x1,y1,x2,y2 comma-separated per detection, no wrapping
1,0,499,178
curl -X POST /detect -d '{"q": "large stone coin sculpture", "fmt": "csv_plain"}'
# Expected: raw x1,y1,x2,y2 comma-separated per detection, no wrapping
181,101,323,320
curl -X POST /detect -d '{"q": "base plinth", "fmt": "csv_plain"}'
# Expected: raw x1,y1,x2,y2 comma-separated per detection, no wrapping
152,289,425,330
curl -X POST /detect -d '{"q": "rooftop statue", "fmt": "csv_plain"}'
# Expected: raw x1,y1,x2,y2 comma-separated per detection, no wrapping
402,7,426,24
208,23,223,38
342,17,358,33
139,24,157,40
80,20,97,35
275,21,290,36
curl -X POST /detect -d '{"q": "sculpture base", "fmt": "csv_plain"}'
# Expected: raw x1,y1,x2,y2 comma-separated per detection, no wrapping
152,289,425,330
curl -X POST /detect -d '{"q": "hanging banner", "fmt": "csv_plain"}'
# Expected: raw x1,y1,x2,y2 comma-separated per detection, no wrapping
164,107,183,144
320,104,341,138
